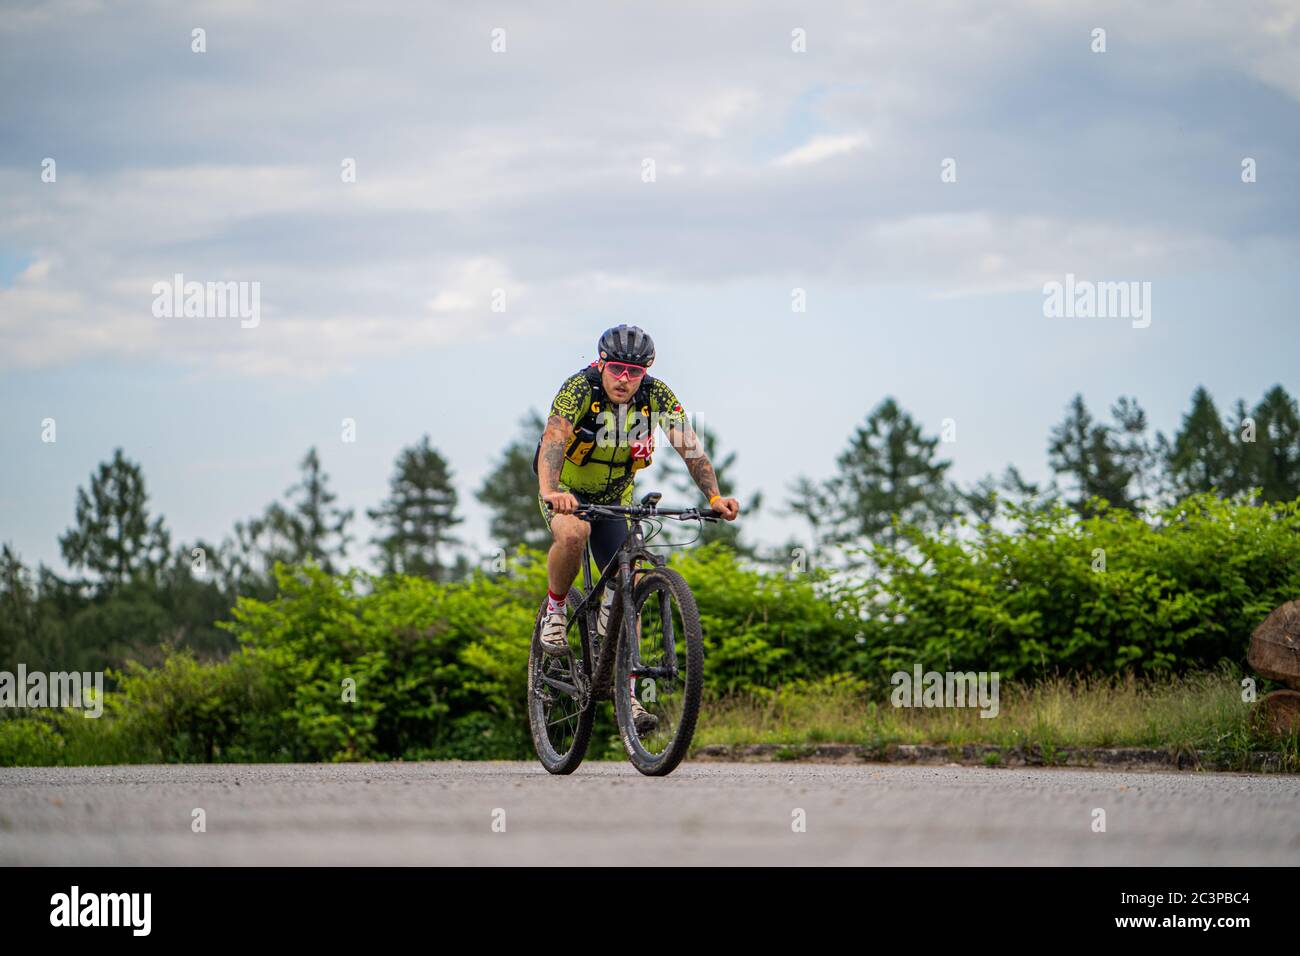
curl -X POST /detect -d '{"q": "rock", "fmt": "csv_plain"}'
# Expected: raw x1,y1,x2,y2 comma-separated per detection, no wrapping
1248,600,1300,690
1253,689,1300,736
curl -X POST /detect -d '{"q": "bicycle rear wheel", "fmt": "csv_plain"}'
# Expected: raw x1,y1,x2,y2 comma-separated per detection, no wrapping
614,567,704,776
528,588,595,774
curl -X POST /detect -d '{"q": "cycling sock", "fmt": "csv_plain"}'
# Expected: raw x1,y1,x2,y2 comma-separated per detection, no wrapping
546,590,566,616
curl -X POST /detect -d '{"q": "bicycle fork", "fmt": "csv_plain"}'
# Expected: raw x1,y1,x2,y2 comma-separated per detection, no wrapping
619,565,680,702
619,560,640,704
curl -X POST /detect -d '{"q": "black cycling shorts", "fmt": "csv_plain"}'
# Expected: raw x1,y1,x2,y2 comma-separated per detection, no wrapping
538,492,630,577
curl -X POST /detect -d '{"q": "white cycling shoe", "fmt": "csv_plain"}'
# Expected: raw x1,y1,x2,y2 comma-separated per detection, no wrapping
539,611,569,656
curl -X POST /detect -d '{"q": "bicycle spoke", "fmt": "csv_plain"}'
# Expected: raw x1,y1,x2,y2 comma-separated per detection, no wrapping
547,710,578,731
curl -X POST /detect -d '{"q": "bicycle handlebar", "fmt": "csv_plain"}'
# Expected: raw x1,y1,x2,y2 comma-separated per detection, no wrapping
544,500,724,522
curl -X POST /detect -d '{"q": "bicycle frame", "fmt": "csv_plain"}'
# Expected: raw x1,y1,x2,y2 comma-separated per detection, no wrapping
572,516,663,633
559,501,716,697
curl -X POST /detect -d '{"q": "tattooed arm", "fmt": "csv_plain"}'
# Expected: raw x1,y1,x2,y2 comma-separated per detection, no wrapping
666,421,740,519
538,415,572,494
538,415,580,514
667,421,720,497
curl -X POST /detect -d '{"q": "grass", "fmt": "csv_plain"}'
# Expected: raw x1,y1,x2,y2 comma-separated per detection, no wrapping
692,666,1300,771
6,664,1296,771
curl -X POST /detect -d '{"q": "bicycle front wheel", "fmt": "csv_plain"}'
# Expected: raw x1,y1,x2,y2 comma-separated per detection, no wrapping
528,587,595,774
614,566,704,776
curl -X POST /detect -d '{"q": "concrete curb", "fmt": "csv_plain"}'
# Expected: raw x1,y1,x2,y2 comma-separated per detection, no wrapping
693,743,1293,773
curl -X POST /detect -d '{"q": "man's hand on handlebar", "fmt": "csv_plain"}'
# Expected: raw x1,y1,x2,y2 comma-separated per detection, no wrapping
542,490,580,515
711,497,741,521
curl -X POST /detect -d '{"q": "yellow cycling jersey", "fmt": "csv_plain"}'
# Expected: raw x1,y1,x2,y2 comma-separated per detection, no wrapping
543,364,688,504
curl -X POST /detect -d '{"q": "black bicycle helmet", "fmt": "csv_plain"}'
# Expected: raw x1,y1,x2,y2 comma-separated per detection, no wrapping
598,324,655,367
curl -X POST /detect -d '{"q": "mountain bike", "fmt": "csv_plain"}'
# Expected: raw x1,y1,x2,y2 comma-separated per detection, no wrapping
528,491,722,776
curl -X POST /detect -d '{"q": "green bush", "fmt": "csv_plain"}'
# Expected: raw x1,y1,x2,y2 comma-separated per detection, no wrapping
0,717,64,765
671,543,862,694
0,553,548,766
850,493,1300,682
215,554,545,762
4,494,1297,765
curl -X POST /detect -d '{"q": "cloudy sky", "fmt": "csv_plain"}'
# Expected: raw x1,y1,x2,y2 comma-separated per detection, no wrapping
2,0,1298,571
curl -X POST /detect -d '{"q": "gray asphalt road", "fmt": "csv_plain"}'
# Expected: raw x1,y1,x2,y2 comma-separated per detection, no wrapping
2,761,1297,865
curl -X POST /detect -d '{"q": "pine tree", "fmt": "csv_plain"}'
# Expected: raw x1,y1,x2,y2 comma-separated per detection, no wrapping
1111,396,1157,507
58,448,171,591
1163,387,1234,498
220,505,301,599
957,465,1056,525
1002,464,1050,503
368,436,463,580
1047,395,1136,514
0,544,35,665
476,411,551,553
154,540,240,657
1254,385,1300,502
956,475,1000,525
1,546,84,673
1224,398,1262,498
801,397,953,547
283,447,354,573
218,448,353,594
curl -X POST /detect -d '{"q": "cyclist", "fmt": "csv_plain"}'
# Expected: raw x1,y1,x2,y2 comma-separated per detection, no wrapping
534,325,740,723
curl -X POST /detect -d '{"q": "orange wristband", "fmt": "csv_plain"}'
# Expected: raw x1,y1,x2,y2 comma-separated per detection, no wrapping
708,494,722,508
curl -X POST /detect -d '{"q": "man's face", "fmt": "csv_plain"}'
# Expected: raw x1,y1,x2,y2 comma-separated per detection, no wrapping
600,361,646,403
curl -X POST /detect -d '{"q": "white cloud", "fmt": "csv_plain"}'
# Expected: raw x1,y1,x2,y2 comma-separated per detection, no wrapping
773,133,870,168
682,89,761,138
1,0,1297,379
